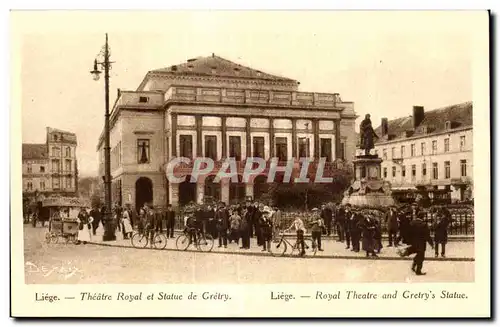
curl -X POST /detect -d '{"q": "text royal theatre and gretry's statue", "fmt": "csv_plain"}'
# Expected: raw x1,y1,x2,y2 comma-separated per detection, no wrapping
341,113,396,208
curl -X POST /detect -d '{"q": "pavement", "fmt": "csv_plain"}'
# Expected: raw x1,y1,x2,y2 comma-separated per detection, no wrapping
87,228,474,262
23,225,475,284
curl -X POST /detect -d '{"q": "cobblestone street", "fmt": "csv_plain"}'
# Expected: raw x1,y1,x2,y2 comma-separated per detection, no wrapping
24,225,474,284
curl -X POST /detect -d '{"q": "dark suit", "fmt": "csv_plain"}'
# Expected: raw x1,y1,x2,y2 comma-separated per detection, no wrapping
216,208,229,247
405,218,434,274
166,208,176,238
385,209,399,246
321,207,333,236
335,207,346,242
433,212,451,256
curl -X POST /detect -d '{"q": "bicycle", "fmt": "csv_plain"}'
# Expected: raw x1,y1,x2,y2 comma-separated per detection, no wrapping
131,229,168,250
175,227,214,252
271,231,316,257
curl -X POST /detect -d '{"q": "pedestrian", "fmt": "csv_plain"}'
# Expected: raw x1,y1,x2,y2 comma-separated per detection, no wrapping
349,210,362,253
253,203,263,246
216,203,229,248
285,214,307,257
271,206,282,240
260,207,273,252
121,203,134,239
433,207,452,258
240,208,251,249
154,206,164,234
145,204,156,247
385,206,399,247
76,207,93,245
229,210,242,245
309,208,325,252
335,203,346,242
398,212,434,276
344,204,353,249
166,204,176,238
359,214,378,258
321,204,333,236
396,205,411,245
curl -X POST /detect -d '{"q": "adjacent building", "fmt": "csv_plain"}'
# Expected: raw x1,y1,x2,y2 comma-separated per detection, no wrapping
368,102,473,204
97,54,358,209
22,127,78,202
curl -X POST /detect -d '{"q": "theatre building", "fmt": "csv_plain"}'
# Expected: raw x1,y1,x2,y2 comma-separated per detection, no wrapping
369,102,473,204
97,54,357,209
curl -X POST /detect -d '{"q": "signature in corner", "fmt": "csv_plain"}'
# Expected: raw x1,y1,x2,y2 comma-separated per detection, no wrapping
25,261,83,279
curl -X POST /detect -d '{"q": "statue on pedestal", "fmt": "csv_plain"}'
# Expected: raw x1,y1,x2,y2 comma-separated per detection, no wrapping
359,114,379,156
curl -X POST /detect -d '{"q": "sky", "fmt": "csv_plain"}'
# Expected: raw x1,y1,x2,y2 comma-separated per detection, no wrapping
18,11,476,177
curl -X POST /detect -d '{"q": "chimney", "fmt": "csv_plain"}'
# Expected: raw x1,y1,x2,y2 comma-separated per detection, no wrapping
381,118,389,136
413,106,425,129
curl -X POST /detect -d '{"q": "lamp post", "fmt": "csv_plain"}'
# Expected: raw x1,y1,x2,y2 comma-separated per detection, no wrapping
90,33,115,241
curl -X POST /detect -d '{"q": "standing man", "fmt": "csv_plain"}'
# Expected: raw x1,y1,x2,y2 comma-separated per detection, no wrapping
344,204,353,249
349,210,362,253
271,206,282,240
154,206,164,234
335,203,346,242
165,204,176,239
433,207,452,258
321,204,333,236
216,203,229,248
89,206,101,236
385,206,399,247
259,207,273,252
398,212,434,275
310,208,325,252
253,203,263,246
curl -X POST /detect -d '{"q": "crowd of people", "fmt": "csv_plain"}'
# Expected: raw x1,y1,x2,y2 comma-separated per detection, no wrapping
68,199,454,275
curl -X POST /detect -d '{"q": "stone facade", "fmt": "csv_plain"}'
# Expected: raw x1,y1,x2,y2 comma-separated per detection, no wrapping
97,55,357,209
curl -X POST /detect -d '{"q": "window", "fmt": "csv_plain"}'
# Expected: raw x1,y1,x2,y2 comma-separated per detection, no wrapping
445,121,451,130
66,177,72,189
253,137,265,158
27,181,33,191
53,134,58,141
52,177,60,190
340,142,346,160
275,137,288,161
401,165,406,178
410,144,416,157
411,164,416,180
460,136,466,151
444,138,450,152
461,160,467,177
40,181,45,190
139,96,149,103
432,140,437,154
204,135,217,160
383,167,387,178
179,135,193,158
400,145,405,158
40,166,45,173
229,136,241,161
137,139,150,164
422,163,427,176
444,161,451,179
65,147,71,157
51,159,60,172
320,138,332,162
383,149,387,160
298,137,310,158
27,163,32,174
421,142,426,155
391,147,396,159
65,160,72,172
432,162,438,179
51,146,60,157
392,166,396,178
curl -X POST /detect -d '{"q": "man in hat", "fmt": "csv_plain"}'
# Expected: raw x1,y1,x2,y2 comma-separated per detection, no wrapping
165,204,176,238
385,206,399,247
398,212,434,276
310,208,325,252
321,204,333,236
334,203,346,242
344,204,354,250
215,202,230,248
259,207,273,252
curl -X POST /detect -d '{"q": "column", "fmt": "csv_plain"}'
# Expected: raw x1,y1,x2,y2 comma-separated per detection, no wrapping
246,116,251,157
291,118,297,158
196,115,202,157
196,180,204,204
171,113,177,157
221,116,227,158
221,178,230,204
335,119,341,160
313,119,320,159
269,118,275,158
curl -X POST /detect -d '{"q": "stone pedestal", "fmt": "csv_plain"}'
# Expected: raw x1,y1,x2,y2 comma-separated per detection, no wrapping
342,154,396,208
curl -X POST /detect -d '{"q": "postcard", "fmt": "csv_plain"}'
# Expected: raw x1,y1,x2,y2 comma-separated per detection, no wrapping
10,10,490,318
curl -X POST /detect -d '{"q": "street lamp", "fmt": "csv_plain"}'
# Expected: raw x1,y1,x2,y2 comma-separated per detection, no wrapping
90,33,115,241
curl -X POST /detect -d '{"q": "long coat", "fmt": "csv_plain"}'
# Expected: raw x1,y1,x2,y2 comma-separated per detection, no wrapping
359,217,377,252
385,210,399,232
409,218,434,252
433,214,451,243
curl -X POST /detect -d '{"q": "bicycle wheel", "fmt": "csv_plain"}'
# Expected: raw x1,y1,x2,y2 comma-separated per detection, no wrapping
45,232,52,243
131,232,148,248
270,238,287,257
197,234,214,252
175,234,191,251
50,234,59,244
153,234,168,250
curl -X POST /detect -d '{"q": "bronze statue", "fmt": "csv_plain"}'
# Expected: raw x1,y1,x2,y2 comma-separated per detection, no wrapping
359,114,379,156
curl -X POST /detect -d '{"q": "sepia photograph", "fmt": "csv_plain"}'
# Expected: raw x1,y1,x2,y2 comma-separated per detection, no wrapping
10,9,490,318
